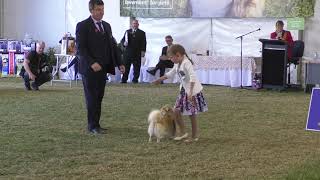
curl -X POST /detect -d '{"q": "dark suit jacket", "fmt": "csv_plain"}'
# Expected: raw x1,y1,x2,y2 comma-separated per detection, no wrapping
159,46,173,66
76,16,122,75
121,29,146,61
161,46,169,58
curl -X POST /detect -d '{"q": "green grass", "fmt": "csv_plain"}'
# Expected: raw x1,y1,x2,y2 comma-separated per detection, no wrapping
286,160,320,180
0,78,320,179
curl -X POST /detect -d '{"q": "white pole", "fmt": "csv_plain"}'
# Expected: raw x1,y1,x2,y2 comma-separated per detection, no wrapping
65,0,68,33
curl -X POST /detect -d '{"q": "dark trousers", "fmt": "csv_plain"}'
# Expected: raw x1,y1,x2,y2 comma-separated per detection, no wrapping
23,72,51,87
155,60,174,77
122,59,141,82
82,70,106,130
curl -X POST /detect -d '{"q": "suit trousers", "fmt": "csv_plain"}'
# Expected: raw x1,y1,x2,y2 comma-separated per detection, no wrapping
82,70,107,130
156,60,174,77
122,59,141,82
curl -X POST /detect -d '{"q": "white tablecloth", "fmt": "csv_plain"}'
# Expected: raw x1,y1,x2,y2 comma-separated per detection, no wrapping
126,55,256,87
189,55,256,87
60,55,256,87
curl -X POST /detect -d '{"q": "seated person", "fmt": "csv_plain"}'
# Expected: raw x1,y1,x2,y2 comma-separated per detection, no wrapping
270,20,294,60
60,46,79,80
60,56,79,80
59,34,79,80
22,41,52,90
147,35,174,77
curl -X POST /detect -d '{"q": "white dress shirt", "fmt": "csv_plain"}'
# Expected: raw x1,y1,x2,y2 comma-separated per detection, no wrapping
91,16,104,32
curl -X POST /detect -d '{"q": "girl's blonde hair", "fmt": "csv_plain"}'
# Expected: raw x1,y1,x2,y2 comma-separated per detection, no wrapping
168,44,193,64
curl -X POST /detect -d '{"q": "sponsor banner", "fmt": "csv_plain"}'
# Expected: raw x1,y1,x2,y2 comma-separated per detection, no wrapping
287,17,305,30
15,53,25,77
120,0,315,18
306,88,320,132
8,52,15,76
1,53,9,77
0,54,2,77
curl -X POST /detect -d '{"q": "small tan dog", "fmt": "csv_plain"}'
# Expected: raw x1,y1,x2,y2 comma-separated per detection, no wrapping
148,105,176,143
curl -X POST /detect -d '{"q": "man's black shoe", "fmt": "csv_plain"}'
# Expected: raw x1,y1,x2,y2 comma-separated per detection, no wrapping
98,127,108,131
88,128,100,134
121,81,127,83
98,127,108,133
147,69,156,76
31,82,39,91
132,80,138,83
25,83,31,91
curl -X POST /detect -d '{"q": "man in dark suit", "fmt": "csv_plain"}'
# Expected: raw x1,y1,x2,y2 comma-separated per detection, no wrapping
121,20,147,83
147,35,174,78
76,0,125,134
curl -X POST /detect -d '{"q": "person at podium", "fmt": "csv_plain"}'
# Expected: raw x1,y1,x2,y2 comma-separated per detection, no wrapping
270,20,294,59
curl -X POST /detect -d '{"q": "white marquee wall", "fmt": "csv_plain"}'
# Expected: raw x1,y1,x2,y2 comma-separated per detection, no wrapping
136,18,297,66
65,0,129,42
2,0,129,49
1,0,318,66
304,0,320,57
3,0,66,47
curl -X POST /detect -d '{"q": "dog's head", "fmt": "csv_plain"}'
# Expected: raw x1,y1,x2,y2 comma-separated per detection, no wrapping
160,105,175,121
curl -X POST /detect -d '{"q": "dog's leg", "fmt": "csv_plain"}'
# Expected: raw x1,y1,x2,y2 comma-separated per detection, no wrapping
149,136,152,142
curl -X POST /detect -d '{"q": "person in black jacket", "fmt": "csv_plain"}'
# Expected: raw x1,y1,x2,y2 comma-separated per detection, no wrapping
22,41,52,90
76,0,125,134
147,35,174,78
121,19,146,83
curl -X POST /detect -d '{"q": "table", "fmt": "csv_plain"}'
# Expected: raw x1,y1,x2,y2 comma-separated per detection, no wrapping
109,55,256,87
190,55,256,87
302,58,320,91
51,54,75,87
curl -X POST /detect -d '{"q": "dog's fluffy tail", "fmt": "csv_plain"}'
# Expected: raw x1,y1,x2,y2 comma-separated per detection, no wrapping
148,109,160,137
148,109,160,123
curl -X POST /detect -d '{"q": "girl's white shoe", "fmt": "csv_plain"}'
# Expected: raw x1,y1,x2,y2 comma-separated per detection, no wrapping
173,133,188,141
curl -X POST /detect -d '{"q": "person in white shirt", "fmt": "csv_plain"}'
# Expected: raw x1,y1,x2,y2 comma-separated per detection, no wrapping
153,44,208,142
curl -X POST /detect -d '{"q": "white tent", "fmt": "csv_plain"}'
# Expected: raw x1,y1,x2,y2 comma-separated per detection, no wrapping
2,0,312,66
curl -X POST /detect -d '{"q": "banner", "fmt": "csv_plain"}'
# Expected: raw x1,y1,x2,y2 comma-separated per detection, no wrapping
120,0,315,18
287,18,305,30
1,53,9,77
8,52,15,76
15,54,25,77
306,88,320,132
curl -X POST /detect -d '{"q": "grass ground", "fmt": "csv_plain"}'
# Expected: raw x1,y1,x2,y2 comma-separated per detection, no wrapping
0,78,320,180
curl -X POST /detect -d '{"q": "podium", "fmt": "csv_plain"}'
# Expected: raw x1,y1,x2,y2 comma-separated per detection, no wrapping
259,39,288,89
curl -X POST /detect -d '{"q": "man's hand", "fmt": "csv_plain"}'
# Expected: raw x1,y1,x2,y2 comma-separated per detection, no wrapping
91,62,102,72
29,73,36,81
119,65,125,74
141,51,146,58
